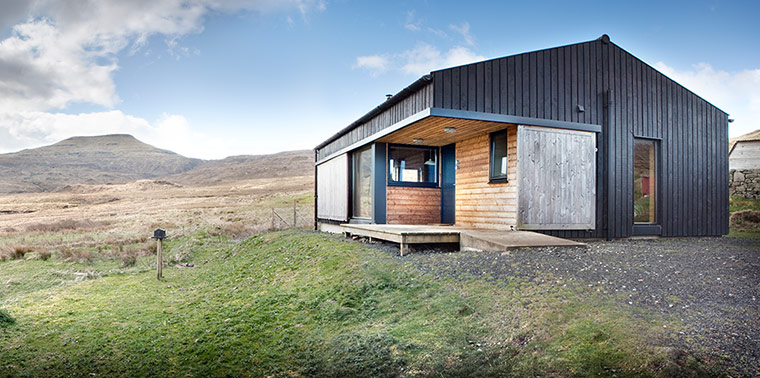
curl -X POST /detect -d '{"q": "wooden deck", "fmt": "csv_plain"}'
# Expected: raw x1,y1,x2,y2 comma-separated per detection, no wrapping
340,224,585,256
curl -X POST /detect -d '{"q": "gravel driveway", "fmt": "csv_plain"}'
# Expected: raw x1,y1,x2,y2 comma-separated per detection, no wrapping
389,236,760,376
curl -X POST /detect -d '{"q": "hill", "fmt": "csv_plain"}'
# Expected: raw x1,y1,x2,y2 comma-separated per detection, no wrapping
0,135,202,193
0,135,313,193
163,150,313,186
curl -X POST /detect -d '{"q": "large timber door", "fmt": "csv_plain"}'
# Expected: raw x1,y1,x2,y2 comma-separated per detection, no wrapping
517,126,596,230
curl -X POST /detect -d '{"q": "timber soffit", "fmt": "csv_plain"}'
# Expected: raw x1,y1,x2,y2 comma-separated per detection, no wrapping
314,108,601,165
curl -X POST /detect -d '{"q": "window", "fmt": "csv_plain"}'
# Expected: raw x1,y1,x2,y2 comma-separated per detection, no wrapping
489,130,508,182
388,145,438,187
633,138,657,223
352,146,373,219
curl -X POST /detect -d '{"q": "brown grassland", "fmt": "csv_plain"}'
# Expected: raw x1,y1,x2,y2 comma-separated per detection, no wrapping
0,175,314,262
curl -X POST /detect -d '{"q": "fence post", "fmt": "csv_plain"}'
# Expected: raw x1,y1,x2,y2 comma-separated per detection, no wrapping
272,208,275,230
293,201,297,228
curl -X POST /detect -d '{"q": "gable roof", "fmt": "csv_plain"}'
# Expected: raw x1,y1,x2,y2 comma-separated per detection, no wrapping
729,129,760,154
316,34,728,153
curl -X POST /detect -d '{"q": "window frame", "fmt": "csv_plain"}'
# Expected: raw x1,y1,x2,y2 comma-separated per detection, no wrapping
351,145,373,220
489,129,509,183
387,144,439,188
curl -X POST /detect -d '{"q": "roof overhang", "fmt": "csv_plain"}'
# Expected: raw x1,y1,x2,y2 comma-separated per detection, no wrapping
315,107,601,165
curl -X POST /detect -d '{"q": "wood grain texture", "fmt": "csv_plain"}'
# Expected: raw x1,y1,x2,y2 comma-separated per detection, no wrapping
517,126,596,230
386,186,441,224
377,116,508,147
455,126,517,230
317,83,433,160
316,154,348,221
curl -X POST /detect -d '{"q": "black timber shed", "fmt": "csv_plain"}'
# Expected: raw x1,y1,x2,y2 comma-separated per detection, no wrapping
314,35,730,239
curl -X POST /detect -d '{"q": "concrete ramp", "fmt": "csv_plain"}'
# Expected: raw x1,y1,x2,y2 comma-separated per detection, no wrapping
460,229,585,251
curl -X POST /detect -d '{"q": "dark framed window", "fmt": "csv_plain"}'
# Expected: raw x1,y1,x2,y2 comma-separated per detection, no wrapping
388,145,438,187
633,138,658,224
489,130,508,183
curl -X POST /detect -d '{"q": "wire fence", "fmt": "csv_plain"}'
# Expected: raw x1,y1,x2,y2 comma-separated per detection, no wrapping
270,201,313,230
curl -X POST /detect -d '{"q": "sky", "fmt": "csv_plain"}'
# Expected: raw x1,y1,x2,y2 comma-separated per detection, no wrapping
0,0,758,159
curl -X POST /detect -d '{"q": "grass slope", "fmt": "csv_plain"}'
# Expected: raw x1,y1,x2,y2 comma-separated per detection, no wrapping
729,195,760,237
0,231,716,377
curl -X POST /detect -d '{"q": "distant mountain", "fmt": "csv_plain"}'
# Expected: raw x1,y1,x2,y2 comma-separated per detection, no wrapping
163,150,314,187
0,135,313,193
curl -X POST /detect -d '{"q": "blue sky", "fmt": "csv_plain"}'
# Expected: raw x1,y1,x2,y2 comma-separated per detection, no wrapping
0,0,758,159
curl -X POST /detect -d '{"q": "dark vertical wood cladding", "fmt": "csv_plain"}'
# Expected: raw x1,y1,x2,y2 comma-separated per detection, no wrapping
317,83,433,161
431,39,729,237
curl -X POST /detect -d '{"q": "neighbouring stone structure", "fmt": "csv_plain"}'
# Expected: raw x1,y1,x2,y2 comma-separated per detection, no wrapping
730,169,760,199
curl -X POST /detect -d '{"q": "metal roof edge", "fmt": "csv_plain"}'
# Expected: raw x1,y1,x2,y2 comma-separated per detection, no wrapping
314,74,432,151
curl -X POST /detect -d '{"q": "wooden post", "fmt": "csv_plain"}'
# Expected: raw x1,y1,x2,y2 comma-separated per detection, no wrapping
156,238,163,280
293,201,297,228
271,208,275,230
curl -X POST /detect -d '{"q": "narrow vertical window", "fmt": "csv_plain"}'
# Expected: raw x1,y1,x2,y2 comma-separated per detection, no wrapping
489,130,508,182
352,146,373,219
633,139,657,223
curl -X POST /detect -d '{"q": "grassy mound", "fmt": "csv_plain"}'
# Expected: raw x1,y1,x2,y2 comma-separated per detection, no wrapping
0,230,718,376
0,309,14,328
730,209,760,232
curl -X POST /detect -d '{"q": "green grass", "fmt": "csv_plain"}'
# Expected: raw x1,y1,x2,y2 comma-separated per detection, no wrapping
729,195,760,213
0,230,718,377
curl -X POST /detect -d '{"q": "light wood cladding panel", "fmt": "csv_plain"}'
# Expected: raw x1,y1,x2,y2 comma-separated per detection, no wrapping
316,154,348,221
386,186,441,224
455,126,518,230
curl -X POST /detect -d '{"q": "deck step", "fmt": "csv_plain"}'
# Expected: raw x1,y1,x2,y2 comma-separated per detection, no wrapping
459,230,586,251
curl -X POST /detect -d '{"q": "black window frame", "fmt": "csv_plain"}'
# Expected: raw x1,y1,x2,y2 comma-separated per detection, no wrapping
387,144,439,188
489,130,509,183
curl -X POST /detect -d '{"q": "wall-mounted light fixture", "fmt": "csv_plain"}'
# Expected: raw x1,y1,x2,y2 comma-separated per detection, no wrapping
577,105,585,113
412,138,424,144
728,119,735,123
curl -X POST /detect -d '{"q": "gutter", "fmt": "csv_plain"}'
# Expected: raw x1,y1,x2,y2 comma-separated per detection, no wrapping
314,74,433,151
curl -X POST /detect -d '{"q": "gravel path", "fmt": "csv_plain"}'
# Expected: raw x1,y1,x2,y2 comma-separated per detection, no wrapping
385,236,760,376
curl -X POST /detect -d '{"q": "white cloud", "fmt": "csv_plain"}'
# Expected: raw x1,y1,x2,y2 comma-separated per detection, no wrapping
654,62,760,138
0,110,233,159
0,0,325,158
403,43,486,76
449,22,474,46
404,10,421,31
356,42,485,77
402,10,447,38
354,55,390,76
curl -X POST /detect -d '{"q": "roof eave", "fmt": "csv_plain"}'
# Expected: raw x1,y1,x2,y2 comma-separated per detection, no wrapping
314,74,432,151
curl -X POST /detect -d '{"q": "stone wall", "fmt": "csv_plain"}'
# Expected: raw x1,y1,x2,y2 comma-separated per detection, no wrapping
730,169,760,200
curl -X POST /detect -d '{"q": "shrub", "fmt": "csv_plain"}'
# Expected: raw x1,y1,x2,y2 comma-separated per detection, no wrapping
24,249,52,261
0,309,14,328
209,222,266,239
37,249,52,261
25,219,110,233
729,209,760,232
105,242,155,267
58,247,93,263
0,245,34,261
